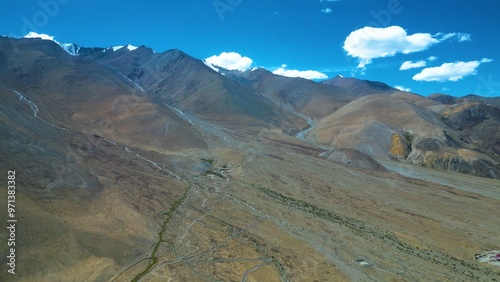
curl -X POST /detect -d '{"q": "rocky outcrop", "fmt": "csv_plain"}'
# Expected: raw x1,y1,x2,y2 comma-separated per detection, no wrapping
395,132,500,179
389,133,410,159
424,152,499,179
407,149,500,179
321,148,387,172
441,103,500,156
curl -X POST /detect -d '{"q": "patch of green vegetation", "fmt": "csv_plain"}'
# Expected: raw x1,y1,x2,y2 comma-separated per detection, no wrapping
253,185,379,236
132,183,190,282
201,158,215,165
403,131,414,151
253,184,497,279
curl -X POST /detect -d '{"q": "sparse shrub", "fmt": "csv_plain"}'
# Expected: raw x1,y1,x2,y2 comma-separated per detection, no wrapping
201,158,215,164
402,131,414,151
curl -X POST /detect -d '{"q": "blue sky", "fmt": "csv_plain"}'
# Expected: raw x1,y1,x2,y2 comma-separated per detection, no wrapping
1,0,499,97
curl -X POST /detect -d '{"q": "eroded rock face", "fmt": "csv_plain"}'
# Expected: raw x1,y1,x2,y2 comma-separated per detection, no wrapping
386,125,500,179
406,149,500,179
422,152,473,174
441,103,500,156
389,133,408,159
443,104,489,129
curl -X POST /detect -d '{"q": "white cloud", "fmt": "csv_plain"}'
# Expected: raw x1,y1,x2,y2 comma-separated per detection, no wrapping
395,85,412,92
205,52,253,71
437,32,471,42
343,26,472,69
458,33,471,42
413,58,492,82
343,26,439,69
321,8,332,13
438,33,456,41
428,56,438,62
320,0,339,2
24,32,55,41
273,66,328,80
400,60,427,71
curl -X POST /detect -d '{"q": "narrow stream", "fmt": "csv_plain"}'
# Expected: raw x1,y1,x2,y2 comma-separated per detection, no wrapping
119,72,145,92
295,117,315,141
2,85,68,130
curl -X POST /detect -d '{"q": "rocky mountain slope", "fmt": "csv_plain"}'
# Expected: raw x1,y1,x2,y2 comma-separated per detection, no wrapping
323,75,400,98
87,47,307,133
0,37,207,153
221,68,351,119
306,92,500,179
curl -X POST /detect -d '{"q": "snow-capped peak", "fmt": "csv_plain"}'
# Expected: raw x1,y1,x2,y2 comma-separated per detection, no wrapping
203,60,222,73
112,46,124,51
110,44,138,52
23,32,140,56
24,32,81,56
59,42,80,56
126,44,138,51
24,31,55,41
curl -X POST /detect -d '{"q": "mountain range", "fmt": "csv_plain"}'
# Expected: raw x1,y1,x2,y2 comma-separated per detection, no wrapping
1,36,499,281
